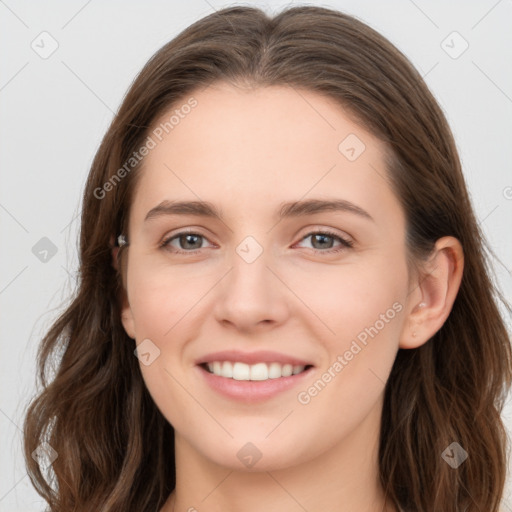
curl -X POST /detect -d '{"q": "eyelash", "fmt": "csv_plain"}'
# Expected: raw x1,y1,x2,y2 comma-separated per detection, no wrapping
159,228,354,255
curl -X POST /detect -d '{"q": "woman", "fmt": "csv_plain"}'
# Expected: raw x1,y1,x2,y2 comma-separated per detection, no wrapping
23,5,511,511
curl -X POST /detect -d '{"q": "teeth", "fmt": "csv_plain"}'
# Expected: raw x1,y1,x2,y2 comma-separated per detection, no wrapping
221,361,233,378
250,363,268,381
205,361,307,380
268,362,282,379
281,364,293,377
292,365,304,375
232,362,250,380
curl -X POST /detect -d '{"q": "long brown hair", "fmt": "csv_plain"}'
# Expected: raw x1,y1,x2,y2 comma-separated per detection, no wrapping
23,5,512,511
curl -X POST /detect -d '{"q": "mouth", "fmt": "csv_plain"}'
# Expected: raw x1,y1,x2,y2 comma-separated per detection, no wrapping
200,361,314,381
195,352,315,402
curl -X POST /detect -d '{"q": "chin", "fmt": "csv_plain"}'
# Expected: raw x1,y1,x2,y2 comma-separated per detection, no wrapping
192,433,312,473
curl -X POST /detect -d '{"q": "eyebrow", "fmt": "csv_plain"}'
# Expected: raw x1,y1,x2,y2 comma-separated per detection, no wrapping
144,198,374,223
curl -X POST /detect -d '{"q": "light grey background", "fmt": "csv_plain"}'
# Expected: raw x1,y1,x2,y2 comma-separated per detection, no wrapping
1,0,511,510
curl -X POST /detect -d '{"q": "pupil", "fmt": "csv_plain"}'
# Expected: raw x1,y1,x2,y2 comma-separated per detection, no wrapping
181,234,201,249
313,234,332,249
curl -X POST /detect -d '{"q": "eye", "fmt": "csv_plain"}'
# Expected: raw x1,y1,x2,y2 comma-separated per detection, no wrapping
160,230,214,254
295,230,354,254
159,228,354,255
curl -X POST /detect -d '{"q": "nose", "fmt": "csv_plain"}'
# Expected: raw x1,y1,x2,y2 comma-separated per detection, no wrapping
213,244,290,333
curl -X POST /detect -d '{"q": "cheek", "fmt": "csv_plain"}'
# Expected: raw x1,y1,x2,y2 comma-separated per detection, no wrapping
126,255,215,336
128,266,197,427
126,260,214,409
290,256,406,409
286,256,407,346
299,257,407,396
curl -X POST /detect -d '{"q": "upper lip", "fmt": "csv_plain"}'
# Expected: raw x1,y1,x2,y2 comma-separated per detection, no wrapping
196,350,314,367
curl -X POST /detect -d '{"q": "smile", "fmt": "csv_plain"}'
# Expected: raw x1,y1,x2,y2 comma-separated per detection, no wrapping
203,361,311,381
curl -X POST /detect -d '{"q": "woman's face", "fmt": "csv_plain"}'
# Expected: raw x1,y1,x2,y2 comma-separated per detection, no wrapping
119,82,413,471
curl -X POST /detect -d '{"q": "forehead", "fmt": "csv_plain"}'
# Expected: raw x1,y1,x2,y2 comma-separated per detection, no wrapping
130,83,401,227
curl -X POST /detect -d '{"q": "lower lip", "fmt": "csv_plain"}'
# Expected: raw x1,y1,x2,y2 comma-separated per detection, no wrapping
197,365,315,403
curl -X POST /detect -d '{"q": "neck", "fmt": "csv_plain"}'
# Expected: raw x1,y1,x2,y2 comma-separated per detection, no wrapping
163,395,395,512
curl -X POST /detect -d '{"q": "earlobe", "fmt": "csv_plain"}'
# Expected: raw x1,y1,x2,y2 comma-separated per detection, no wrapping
120,291,136,340
109,235,135,339
400,236,464,349
111,246,120,271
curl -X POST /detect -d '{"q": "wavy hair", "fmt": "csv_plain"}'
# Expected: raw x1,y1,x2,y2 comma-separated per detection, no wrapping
23,5,512,511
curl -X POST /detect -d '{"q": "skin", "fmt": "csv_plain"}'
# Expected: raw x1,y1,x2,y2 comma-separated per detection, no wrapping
113,82,464,512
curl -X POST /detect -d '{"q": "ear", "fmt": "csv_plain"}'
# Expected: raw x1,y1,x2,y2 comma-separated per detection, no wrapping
120,294,136,340
110,236,136,340
110,234,120,271
399,236,464,349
